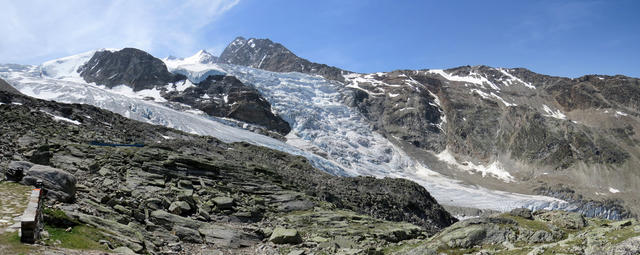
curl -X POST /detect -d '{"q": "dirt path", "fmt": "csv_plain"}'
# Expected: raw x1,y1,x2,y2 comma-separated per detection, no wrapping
0,181,32,234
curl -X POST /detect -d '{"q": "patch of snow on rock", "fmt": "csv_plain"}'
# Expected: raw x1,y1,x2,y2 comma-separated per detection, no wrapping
498,68,535,89
615,111,628,117
436,148,515,182
542,105,567,120
41,111,81,125
429,69,499,90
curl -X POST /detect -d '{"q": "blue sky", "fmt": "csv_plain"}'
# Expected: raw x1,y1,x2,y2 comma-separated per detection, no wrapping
1,0,639,78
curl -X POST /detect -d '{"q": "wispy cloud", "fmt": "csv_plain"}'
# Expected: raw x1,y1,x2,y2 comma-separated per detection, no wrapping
0,0,239,64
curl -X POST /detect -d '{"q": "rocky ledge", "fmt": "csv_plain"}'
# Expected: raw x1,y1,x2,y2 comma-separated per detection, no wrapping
395,208,640,255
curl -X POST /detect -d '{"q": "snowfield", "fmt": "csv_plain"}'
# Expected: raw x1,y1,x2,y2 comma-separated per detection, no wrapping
0,50,576,213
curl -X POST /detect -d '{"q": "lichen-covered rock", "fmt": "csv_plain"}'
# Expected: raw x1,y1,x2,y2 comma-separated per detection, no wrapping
535,210,587,230
510,207,533,220
212,196,234,210
269,227,302,244
173,225,202,243
169,201,191,215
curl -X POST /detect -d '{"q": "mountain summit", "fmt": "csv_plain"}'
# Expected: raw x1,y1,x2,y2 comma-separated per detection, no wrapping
218,37,349,81
178,49,218,65
79,48,185,91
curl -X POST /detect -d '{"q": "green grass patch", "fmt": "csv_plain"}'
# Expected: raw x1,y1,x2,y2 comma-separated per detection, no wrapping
43,208,80,228
604,225,640,245
0,231,36,255
436,246,479,255
44,224,114,251
500,214,551,232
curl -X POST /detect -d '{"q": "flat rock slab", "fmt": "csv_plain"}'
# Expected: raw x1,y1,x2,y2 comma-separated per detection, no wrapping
269,227,302,244
212,197,234,209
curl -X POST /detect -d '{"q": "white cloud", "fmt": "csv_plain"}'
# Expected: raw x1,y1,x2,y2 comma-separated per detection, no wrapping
0,0,239,64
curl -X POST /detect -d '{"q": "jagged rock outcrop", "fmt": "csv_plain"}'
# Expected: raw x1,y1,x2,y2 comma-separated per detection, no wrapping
163,75,291,134
0,78,21,94
79,48,186,91
218,37,350,81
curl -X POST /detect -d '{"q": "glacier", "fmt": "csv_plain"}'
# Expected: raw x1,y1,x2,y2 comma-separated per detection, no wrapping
0,51,575,213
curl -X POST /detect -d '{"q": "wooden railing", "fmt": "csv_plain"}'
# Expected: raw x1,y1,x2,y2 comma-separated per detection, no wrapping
20,188,43,243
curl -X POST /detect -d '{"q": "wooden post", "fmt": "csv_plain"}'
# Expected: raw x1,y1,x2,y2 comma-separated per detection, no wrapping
20,188,43,243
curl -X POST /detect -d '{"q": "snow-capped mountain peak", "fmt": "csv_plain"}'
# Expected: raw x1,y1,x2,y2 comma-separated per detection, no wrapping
40,48,120,80
184,49,217,64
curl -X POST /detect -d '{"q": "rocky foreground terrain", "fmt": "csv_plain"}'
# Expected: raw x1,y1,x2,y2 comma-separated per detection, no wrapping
0,82,459,254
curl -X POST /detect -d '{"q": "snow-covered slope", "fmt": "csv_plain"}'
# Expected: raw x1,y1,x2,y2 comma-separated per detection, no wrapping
0,50,573,213
41,48,119,80
164,50,226,83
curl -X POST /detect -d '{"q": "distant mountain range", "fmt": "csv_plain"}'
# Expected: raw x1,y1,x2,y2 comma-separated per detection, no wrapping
1,36,638,221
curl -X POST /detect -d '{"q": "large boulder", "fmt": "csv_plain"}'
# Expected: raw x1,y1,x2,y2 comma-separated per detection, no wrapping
4,161,32,181
169,201,191,215
173,225,203,243
15,162,77,202
212,196,234,210
509,208,533,220
269,227,302,244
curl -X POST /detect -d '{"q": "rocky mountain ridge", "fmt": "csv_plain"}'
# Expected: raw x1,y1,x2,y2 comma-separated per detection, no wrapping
216,37,640,219
79,48,186,91
218,37,350,82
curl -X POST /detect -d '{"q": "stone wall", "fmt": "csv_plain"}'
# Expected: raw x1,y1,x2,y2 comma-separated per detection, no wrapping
20,188,43,243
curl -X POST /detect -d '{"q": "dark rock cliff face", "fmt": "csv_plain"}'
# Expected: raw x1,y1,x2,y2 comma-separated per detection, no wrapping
344,71,447,152
218,37,349,82
164,75,291,134
79,48,185,91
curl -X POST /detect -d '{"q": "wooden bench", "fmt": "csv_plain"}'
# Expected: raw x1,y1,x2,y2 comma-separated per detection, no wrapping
20,188,43,243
